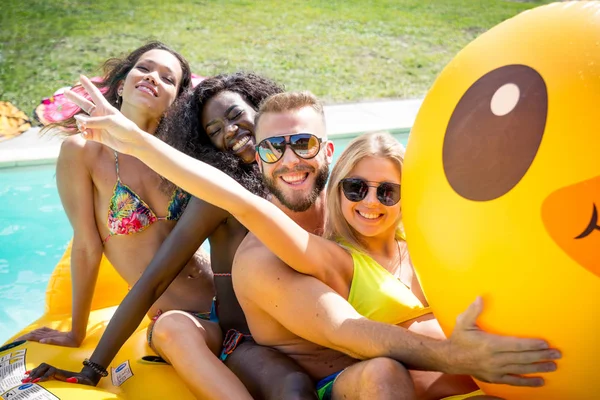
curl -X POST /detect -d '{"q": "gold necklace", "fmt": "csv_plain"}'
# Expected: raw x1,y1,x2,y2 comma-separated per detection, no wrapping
396,240,412,289
389,240,402,277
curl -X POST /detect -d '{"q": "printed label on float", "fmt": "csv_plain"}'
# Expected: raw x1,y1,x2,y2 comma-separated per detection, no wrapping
0,350,26,393
1,383,59,400
111,360,133,387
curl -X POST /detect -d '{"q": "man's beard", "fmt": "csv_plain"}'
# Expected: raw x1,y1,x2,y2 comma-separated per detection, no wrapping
263,163,330,212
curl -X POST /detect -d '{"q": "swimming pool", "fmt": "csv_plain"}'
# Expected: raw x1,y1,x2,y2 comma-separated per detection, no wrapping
0,165,72,343
0,131,409,344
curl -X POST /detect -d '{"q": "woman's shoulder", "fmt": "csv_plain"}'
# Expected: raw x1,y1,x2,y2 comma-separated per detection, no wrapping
59,135,112,168
60,134,105,158
336,239,365,255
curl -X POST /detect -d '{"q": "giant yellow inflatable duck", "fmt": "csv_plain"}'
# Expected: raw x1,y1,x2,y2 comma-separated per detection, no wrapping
1,241,196,399
403,2,599,399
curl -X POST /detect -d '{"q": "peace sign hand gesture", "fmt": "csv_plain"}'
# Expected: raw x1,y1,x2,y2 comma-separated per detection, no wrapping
66,75,146,156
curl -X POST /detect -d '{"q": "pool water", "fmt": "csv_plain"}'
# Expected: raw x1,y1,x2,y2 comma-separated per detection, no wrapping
0,132,408,344
0,165,72,343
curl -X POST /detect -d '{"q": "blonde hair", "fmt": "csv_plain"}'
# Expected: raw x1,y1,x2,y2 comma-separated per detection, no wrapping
324,131,406,253
255,91,325,128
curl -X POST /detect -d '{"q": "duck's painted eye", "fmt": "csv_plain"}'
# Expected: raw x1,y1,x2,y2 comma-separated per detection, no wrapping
442,65,548,201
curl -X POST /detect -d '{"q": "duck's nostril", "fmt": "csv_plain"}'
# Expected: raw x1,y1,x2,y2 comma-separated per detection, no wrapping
542,175,600,278
575,204,599,240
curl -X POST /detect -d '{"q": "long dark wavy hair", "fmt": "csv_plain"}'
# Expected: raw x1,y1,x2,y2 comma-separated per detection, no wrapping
43,41,192,135
157,72,285,196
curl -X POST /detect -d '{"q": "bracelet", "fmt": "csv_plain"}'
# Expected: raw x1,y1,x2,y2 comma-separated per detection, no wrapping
83,359,108,377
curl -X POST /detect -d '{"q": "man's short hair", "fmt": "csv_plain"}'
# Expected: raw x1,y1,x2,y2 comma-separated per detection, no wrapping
255,91,325,128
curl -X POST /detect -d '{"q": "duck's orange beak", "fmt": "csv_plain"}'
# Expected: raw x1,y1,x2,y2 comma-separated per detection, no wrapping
542,175,600,278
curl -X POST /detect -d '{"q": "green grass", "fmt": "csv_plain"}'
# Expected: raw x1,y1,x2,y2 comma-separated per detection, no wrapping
1,0,554,114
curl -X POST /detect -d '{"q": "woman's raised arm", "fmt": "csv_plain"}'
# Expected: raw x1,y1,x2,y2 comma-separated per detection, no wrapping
70,75,351,288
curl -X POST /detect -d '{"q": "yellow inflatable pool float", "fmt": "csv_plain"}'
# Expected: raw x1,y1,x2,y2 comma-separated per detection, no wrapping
403,2,600,399
1,241,195,399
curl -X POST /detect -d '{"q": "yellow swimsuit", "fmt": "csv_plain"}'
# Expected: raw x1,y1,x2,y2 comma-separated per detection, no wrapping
344,243,485,400
346,243,431,325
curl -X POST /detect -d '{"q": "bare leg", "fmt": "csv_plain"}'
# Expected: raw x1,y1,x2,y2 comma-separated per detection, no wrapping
225,340,317,400
151,310,253,400
331,357,416,400
410,370,481,400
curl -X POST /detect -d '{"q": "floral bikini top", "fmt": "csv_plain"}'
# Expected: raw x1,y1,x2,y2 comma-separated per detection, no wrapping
103,151,190,244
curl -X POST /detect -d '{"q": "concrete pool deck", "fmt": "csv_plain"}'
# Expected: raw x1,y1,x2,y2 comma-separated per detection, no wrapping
0,98,422,168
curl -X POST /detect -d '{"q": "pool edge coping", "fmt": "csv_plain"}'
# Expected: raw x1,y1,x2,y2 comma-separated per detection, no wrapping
0,128,413,169
0,98,421,169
